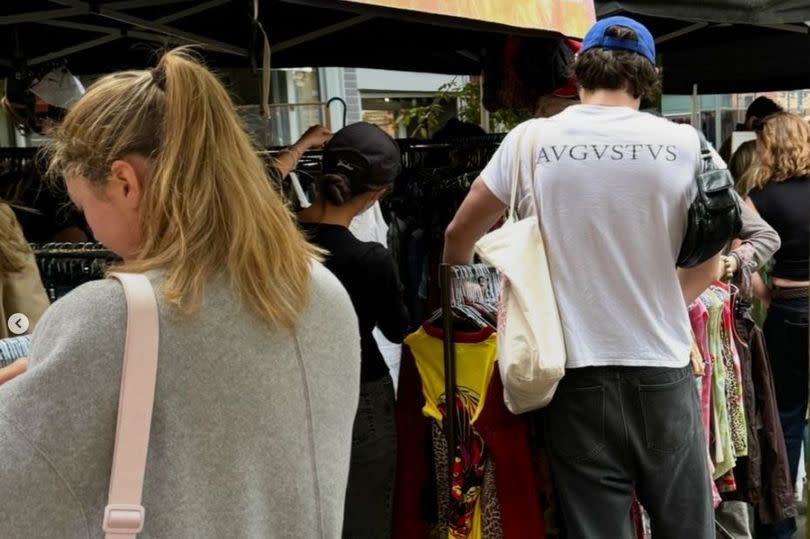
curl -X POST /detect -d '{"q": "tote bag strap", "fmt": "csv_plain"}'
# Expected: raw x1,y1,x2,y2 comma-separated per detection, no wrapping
508,120,545,221
103,273,160,538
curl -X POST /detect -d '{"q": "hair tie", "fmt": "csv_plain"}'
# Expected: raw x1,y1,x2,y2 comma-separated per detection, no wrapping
151,67,166,90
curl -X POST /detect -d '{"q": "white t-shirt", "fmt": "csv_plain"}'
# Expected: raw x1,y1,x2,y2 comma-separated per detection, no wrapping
482,105,702,369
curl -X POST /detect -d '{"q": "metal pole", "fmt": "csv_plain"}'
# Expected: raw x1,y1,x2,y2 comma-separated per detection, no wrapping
439,263,457,484
479,72,489,132
691,83,700,129
714,96,722,148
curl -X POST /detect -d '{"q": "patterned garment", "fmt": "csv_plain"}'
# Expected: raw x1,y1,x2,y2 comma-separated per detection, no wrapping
704,288,736,479
689,301,712,447
432,422,503,539
717,468,738,493
408,326,498,539
481,459,503,539
716,286,748,459
432,421,451,539
689,299,723,507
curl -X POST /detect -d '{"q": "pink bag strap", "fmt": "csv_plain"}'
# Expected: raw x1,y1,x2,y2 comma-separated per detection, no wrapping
103,273,160,538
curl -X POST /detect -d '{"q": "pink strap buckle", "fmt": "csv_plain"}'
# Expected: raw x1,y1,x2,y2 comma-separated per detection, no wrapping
103,504,145,534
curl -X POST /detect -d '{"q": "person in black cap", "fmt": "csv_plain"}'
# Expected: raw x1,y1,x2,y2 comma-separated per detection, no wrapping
297,121,407,539
444,15,720,538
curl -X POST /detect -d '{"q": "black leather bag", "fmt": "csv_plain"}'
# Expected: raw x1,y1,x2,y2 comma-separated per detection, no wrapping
677,132,743,268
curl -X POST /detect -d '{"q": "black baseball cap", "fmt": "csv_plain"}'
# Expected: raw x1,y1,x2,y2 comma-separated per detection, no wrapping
323,122,401,191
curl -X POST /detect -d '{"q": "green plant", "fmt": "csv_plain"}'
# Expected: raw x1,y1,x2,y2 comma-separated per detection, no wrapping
395,79,530,137
490,107,533,132
396,97,446,139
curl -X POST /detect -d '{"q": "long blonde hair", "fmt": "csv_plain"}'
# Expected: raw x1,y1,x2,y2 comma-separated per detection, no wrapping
0,202,29,273
755,111,810,188
728,140,763,196
45,48,318,329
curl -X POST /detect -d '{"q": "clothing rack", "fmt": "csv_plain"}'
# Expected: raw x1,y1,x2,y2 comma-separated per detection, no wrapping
0,147,39,159
31,242,116,259
437,262,500,488
31,243,119,302
398,135,504,172
439,263,458,475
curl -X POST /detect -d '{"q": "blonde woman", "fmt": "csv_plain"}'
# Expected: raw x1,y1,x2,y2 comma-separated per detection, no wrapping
728,140,760,196
0,49,361,538
0,202,49,385
0,202,48,339
724,142,781,290
748,111,809,539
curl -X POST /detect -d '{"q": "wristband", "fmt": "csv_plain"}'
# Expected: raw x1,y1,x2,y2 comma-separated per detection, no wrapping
283,146,302,162
721,256,734,282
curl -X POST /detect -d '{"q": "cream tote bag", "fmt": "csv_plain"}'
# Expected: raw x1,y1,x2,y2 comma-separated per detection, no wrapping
475,126,566,414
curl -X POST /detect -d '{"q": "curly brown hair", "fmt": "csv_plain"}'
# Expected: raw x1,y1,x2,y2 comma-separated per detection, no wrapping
755,111,810,187
571,26,662,101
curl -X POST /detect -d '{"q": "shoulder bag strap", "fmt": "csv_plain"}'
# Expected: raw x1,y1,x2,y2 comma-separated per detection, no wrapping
103,273,160,538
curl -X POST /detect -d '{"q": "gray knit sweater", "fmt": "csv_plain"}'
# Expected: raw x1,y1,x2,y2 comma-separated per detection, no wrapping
0,263,361,538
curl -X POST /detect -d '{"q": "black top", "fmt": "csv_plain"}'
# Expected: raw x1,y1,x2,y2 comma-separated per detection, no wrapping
301,223,408,383
749,176,809,280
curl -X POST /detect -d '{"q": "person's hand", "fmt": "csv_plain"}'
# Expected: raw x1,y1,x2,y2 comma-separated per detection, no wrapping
752,273,771,308
717,256,738,281
0,358,27,386
294,125,332,152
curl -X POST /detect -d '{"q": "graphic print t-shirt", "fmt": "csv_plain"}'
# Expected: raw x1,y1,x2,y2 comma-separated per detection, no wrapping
482,105,702,368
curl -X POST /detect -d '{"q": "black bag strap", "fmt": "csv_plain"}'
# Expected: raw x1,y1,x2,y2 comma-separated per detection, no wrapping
696,130,716,172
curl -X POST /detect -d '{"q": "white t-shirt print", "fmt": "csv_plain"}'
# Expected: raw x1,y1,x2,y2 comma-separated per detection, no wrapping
482,105,702,369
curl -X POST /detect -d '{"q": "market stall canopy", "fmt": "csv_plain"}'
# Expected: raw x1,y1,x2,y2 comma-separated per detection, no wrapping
597,1,810,94
0,0,594,76
599,1,810,25
270,0,594,73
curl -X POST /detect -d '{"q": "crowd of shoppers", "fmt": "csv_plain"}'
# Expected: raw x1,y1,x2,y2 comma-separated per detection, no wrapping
0,15,807,539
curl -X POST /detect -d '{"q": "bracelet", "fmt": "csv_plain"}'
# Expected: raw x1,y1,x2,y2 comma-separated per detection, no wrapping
284,145,302,162
721,256,734,282
729,251,744,273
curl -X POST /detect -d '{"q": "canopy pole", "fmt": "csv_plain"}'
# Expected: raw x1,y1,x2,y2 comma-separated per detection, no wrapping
479,71,489,133
691,83,700,129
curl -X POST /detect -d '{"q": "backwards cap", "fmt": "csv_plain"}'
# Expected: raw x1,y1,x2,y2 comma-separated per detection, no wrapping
581,16,656,65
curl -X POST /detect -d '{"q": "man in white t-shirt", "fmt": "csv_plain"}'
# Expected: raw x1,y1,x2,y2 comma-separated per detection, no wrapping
443,16,721,539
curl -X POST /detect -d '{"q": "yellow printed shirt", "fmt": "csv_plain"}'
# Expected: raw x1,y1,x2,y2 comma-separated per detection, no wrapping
405,324,498,539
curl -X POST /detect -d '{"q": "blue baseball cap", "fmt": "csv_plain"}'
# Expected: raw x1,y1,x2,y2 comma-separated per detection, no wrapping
581,16,656,65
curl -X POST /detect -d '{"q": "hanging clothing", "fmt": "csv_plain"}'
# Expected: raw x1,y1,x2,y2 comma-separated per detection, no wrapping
407,325,497,539
407,325,497,425
690,301,712,447
733,307,797,525
349,201,389,246
717,286,747,458
394,326,545,539
704,288,736,479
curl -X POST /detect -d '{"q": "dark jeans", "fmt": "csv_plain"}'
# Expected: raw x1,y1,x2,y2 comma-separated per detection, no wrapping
343,375,397,539
761,296,809,539
544,365,714,539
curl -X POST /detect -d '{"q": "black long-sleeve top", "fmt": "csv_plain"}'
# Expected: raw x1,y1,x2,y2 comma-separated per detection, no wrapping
301,223,409,382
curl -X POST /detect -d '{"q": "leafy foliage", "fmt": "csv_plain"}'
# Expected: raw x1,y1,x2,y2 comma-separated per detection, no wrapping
395,79,531,137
